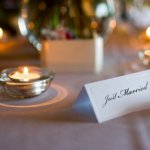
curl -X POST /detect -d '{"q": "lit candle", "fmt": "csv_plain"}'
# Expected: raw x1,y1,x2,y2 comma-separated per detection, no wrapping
138,26,150,44
0,28,4,39
9,66,41,82
146,26,150,39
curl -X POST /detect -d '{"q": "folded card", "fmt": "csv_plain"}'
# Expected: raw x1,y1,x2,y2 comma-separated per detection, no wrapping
76,70,150,123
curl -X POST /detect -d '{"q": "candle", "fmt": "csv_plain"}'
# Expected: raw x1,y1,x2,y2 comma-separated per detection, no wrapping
146,26,150,39
139,26,150,43
0,28,3,39
9,66,41,82
0,66,54,98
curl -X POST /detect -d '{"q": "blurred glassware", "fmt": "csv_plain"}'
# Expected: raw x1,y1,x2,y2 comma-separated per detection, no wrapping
0,0,20,37
18,0,116,51
114,0,150,72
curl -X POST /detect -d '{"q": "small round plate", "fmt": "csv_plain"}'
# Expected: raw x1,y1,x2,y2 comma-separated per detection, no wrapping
0,83,68,109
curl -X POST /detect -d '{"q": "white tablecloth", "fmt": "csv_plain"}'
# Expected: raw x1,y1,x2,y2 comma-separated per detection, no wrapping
0,32,150,150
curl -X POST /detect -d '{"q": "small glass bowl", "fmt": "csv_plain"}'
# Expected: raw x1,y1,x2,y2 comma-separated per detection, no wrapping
0,66,54,98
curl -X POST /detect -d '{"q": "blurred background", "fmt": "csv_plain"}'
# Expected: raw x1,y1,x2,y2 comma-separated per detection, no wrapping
0,0,20,37
1,0,150,73
0,0,40,70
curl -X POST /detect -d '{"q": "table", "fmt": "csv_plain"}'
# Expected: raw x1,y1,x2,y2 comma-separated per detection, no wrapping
0,30,150,150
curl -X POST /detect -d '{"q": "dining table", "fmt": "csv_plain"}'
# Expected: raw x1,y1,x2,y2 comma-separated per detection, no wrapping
0,27,150,150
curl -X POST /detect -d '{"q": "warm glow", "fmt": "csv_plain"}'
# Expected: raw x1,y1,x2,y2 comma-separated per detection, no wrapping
82,0,94,16
38,1,46,10
14,71,19,76
9,67,41,82
109,19,116,29
0,28,4,39
146,26,150,38
23,67,29,76
91,21,98,29
144,50,150,56
22,8,27,18
28,22,35,30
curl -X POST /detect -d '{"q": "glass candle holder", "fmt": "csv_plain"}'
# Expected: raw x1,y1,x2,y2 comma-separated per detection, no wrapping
0,66,54,98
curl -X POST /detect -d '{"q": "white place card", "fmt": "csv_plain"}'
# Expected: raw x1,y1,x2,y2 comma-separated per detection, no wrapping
76,70,150,123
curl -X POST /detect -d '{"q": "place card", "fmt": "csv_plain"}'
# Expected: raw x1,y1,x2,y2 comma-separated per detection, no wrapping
75,70,150,123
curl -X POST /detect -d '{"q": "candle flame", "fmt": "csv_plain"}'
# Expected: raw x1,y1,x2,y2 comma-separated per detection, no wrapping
146,26,150,38
23,67,29,75
0,28,3,39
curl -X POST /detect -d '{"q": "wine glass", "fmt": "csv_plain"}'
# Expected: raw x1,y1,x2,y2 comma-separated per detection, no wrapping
115,0,150,73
